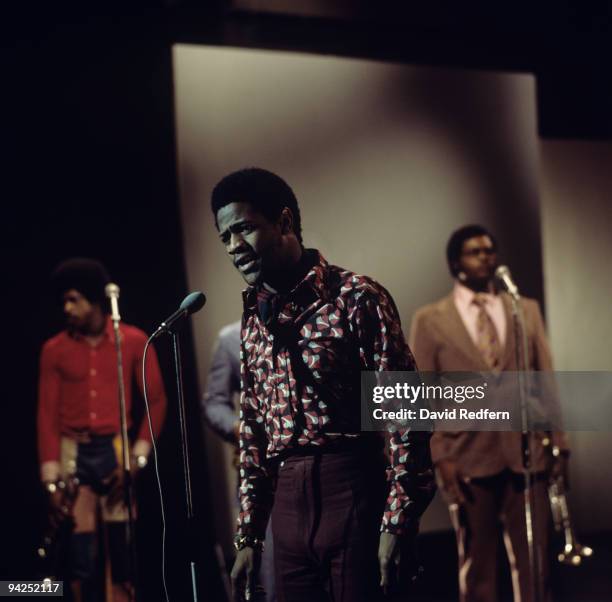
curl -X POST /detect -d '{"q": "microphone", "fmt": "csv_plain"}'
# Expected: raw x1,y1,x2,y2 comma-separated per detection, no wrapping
495,265,520,300
153,291,206,337
105,283,121,322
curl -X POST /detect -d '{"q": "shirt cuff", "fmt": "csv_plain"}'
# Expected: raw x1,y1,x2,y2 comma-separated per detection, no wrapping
236,524,267,541
41,461,61,482
380,515,419,536
237,507,271,541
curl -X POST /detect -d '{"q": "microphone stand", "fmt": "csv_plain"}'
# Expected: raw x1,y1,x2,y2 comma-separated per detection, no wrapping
167,326,199,602
148,291,205,601
509,292,541,602
109,304,139,602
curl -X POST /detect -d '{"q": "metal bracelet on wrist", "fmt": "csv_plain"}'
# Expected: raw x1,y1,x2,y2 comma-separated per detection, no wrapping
233,534,264,552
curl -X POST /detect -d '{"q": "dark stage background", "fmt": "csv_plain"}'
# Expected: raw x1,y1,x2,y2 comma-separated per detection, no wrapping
2,3,611,601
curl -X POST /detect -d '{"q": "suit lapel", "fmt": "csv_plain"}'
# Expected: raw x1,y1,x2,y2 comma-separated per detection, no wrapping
437,295,490,370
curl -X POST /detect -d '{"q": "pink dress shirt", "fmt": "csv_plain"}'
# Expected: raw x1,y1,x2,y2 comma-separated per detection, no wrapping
453,282,506,348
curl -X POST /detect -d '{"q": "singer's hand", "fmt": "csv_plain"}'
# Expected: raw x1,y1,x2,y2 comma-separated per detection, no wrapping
231,547,261,602
379,532,399,595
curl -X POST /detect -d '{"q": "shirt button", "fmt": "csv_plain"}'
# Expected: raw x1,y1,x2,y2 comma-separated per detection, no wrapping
90,390,97,397
90,368,97,376
90,412,97,419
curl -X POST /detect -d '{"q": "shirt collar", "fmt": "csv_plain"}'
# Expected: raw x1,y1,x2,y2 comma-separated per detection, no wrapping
453,281,497,309
69,315,113,342
242,248,329,311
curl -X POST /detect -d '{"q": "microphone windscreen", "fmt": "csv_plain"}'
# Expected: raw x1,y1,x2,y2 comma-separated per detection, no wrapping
179,291,206,315
495,265,513,280
105,283,120,298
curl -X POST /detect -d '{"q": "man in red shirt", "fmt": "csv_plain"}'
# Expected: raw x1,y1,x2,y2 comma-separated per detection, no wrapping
37,258,167,602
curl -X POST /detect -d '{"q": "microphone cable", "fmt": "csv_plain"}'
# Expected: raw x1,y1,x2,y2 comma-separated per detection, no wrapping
142,335,170,602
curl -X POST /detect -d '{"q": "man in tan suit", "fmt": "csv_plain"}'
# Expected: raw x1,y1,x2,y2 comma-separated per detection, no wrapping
409,225,569,602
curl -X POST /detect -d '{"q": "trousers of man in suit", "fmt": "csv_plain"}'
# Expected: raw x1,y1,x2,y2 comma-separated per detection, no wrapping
410,288,567,602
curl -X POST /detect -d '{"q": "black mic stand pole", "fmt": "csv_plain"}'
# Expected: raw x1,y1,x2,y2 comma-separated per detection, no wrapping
150,291,206,601
168,326,199,602
108,288,139,602
509,292,541,602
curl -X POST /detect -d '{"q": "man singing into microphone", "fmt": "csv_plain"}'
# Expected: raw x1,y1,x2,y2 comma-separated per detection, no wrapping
211,168,435,602
409,225,569,602
37,258,167,602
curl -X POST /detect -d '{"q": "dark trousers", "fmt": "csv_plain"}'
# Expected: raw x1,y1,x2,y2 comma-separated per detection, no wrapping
450,470,551,602
271,448,386,602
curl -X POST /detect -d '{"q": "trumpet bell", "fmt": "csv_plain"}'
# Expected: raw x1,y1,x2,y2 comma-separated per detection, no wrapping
557,543,594,566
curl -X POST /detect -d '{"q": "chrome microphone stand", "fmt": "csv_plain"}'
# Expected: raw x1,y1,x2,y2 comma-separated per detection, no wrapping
508,287,541,602
106,283,138,602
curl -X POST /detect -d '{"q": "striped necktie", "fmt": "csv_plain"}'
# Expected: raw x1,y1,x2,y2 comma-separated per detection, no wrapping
472,293,502,370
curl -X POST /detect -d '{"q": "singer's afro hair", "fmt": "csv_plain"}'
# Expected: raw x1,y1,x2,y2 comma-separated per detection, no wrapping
211,167,303,244
51,257,111,307
446,224,497,277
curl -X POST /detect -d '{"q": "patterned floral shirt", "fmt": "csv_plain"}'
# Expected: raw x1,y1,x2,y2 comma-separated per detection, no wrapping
237,250,434,538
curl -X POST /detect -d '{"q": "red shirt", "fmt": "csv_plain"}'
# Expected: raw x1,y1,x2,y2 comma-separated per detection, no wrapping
37,317,167,465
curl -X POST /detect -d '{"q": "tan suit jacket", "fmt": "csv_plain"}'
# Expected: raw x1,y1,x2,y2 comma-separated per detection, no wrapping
409,292,567,477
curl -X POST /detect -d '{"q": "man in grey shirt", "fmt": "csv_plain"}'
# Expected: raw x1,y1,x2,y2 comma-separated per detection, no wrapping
202,321,275,602
202,321,241,443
